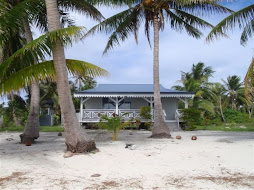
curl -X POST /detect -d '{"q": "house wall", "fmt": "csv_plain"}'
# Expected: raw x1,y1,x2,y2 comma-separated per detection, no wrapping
129,98,149,109
85,98,103,109
162,98,178,120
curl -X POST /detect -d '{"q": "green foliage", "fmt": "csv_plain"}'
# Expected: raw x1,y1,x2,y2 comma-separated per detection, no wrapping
125,118,141,129
0,125,64,132
2,95,28,126
223,109,251,123
196,122,254,132
181,108,202,130
97,113,128,141
144,122,152,128
140,106,152,120
53,114,61,126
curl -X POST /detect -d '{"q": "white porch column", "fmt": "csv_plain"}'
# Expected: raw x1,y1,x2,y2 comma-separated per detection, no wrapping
80,97,90,122
184,98,189,108
109,97,124,115
177,97,189,109
80,97,83,121
143,97,154,118
115,97,119,115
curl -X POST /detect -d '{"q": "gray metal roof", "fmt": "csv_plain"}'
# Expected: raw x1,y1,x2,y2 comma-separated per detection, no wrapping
74,84,193,97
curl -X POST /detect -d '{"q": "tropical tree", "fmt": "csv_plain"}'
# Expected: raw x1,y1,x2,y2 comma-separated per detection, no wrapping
207,3,254,99
173,62,214,109
207,82,227,122
87,0,231,138
44,0,99,152
222,75,243,110
0,0,105,145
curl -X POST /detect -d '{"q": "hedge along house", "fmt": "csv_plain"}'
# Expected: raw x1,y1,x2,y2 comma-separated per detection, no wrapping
74,84,194,130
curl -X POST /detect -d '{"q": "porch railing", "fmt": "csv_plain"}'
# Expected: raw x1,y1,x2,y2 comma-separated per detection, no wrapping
79,109,168,123
80,109,155,122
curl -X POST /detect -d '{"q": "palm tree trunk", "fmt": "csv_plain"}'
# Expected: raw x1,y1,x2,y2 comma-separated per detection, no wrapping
45,0,96,152
20,19,40,144
219,96,226,122
0,46,3,64
10,92,21,126
151,12,171,138
249,105,254,119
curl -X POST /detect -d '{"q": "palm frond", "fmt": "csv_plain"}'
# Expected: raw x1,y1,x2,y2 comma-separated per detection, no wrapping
103,7,143,54
173,9,213,29
244,57,254,100
198,99,215,114
175,0,234,15
240,19,254,46
165,9,202,38
85,8,132,37
85,0,140,7
86,5,143,54
1,59,109,94
206,4,254,43
0,26,86,78
66,59,109,78
0,0,44,30
58,0,104,21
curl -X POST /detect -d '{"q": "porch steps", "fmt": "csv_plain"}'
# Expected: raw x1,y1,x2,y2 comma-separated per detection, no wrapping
166,121,182,131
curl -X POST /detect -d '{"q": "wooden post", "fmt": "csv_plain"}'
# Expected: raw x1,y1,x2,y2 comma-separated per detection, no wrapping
115,97,119,115
80,97,83,122
184,98,189,108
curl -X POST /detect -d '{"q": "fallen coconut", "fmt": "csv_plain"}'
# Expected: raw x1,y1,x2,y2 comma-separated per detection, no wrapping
176,135,182,140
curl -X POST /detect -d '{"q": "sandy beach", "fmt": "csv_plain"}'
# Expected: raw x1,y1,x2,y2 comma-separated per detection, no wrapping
0,130,253,190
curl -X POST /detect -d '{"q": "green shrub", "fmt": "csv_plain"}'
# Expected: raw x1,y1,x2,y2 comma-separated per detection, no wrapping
97,113,128,141
181,108,202,130
140,106,152,120
223,109,250,123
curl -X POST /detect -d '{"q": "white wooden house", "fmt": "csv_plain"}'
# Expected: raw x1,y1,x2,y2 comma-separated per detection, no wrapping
74,84,194,130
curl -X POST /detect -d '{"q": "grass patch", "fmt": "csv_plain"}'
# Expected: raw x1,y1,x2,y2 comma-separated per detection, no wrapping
40,126,64,132
0,126,64,132
0,126,24,132
196,123,254,132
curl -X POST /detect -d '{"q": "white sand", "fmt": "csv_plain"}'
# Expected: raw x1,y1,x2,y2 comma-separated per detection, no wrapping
0,130,253,190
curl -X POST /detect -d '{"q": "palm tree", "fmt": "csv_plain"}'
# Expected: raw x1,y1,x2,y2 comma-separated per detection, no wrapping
207,3,254,99
0,0,104,144
44,0,98,152
207,82,227,122
0,10,26,126
87,0,231,138
222,75,243,110
173,62,214,109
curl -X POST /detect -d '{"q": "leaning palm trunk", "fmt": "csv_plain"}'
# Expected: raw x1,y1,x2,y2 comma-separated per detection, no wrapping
45,0,96,152
20,19,40,144
151,13,171,138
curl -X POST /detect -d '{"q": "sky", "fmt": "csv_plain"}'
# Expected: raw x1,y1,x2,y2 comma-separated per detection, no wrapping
1,0,254,105
65,0,254,89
